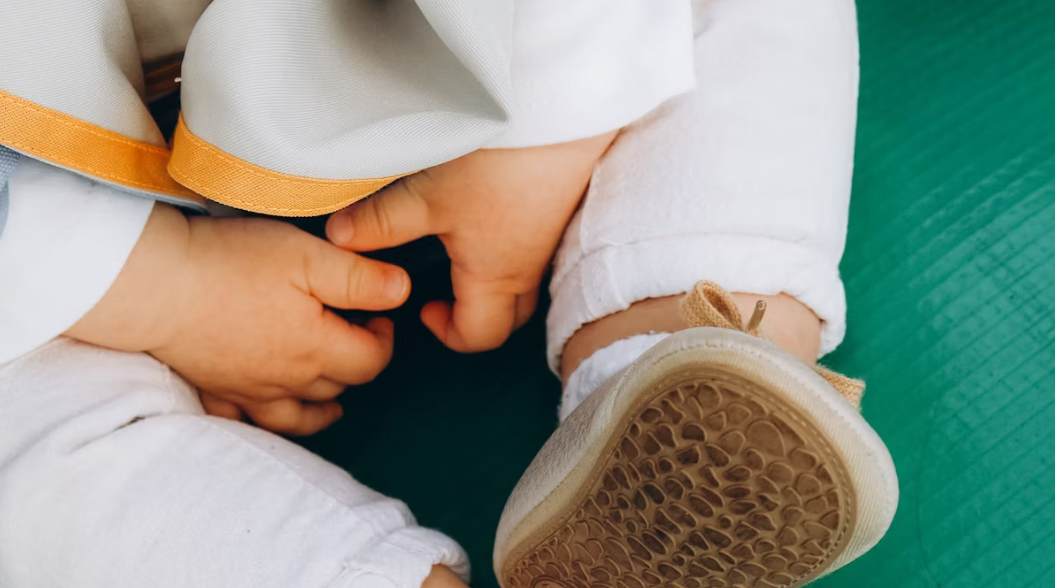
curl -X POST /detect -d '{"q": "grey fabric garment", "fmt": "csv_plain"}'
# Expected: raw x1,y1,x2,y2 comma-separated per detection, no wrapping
0,1,163,146
0,146,21,241
180,0,513,178
0,0,511,176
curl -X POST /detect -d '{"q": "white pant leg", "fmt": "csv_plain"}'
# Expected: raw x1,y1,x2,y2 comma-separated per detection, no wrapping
548,0,859,372
0,339,467,588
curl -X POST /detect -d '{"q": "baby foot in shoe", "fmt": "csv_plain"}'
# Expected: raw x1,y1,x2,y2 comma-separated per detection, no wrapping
494,282,897,588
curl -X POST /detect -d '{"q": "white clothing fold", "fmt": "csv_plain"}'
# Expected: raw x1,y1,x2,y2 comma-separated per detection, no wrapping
0,339,468,588
547,0,859,372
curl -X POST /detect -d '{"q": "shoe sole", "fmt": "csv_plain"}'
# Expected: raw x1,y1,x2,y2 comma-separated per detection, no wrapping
497,330,894,588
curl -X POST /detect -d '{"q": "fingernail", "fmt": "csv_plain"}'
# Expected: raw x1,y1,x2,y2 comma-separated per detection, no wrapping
329,213,354,245
385,270,408,300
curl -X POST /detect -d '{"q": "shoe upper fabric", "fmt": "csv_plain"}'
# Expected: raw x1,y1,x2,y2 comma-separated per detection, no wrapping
681,281,865,409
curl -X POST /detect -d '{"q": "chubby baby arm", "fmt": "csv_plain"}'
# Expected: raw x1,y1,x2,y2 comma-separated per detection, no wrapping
66,203,410,435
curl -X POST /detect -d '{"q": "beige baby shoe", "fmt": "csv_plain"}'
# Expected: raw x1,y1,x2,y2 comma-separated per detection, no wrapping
494,282,898,588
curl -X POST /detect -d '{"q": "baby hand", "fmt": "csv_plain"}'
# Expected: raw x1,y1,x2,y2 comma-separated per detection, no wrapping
66,204,410,435
326,133,616,352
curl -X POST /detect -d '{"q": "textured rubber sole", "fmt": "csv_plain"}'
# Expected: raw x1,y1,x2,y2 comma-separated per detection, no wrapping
500,367,856,588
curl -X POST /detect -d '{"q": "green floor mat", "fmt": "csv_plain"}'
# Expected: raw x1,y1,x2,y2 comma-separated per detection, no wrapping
301,0,1055,585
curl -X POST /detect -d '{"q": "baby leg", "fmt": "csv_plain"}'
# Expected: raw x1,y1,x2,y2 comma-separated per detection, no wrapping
0,339,468,588
494,1,897,586
549,0,860,395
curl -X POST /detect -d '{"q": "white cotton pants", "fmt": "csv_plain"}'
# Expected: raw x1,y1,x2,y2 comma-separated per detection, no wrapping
547,0,860,372
0,339,468,588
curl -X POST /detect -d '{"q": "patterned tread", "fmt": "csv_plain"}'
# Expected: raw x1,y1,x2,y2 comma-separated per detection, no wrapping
503,372,855,588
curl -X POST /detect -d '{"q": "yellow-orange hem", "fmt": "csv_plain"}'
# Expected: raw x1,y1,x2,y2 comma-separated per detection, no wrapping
0,88,202,204
169,116,406,217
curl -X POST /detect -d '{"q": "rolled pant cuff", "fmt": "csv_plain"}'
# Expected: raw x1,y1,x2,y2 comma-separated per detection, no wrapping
334,526,469,588
546,234,847,373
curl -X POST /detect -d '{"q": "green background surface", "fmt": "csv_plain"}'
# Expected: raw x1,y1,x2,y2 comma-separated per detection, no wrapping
299,0,1055,586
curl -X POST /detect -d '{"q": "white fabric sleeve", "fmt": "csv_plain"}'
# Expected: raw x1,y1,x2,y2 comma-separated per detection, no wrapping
0,157,154,364
487,0,696,148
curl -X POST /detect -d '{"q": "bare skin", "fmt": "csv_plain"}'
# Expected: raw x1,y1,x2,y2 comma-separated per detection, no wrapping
421,566,470,588
65,203,408,435
328,132,617,353
561,292,822,384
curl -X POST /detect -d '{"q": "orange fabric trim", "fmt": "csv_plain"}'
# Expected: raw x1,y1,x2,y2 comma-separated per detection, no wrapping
169,116,406,217
0,88,202,204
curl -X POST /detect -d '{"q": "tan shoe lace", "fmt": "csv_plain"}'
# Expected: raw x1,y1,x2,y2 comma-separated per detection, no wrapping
679,281,865,410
